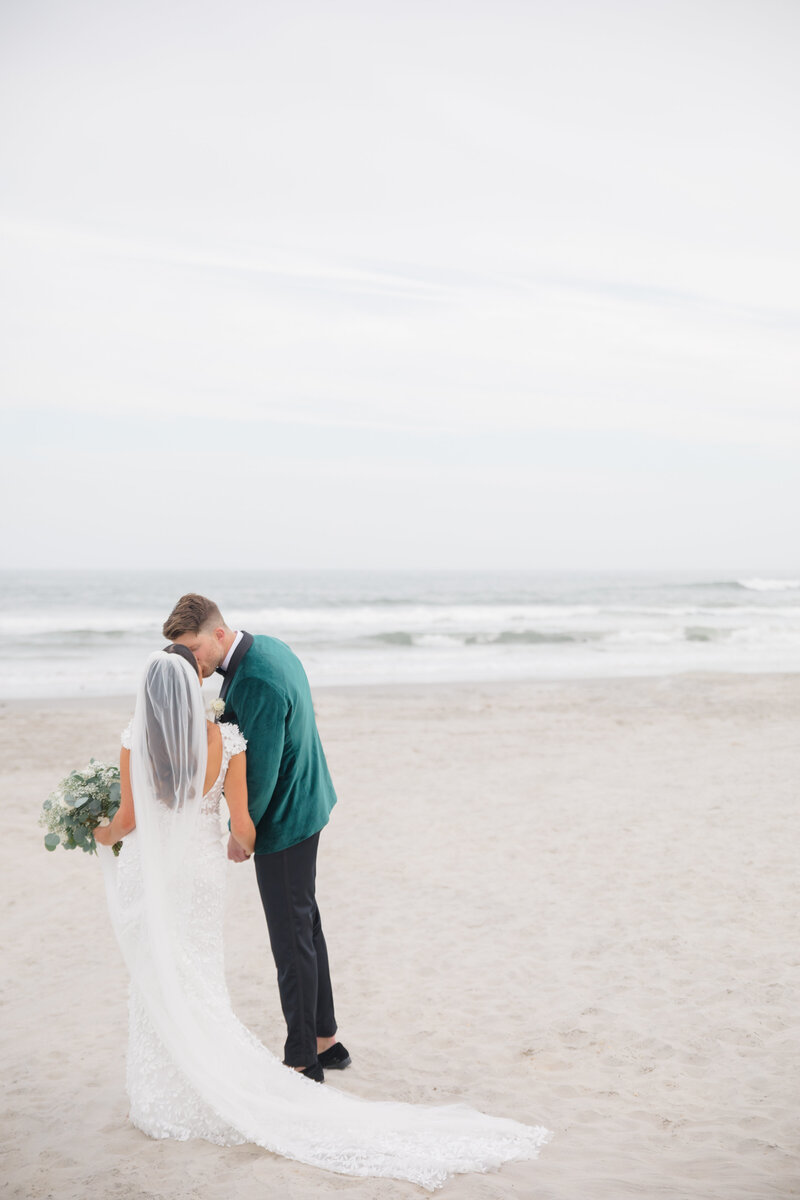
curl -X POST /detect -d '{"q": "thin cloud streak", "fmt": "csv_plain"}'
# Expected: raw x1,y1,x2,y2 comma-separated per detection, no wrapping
3,215,797,453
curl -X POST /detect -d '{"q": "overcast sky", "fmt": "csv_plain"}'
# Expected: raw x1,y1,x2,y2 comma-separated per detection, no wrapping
1,0,797,571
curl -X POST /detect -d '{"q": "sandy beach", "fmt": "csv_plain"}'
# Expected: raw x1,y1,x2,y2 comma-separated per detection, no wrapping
2,673,798,1200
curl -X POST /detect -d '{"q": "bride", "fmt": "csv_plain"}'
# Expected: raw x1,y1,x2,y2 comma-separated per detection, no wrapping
95,647,550,1190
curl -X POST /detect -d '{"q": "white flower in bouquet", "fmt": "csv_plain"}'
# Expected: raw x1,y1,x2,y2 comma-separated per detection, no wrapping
208,698,225,721
40,758,123,857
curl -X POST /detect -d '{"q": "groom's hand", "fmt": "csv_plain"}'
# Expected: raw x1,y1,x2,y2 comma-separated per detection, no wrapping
227,834,251,863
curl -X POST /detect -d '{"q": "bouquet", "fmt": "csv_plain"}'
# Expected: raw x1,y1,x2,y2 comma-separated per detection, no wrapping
41,759,123,856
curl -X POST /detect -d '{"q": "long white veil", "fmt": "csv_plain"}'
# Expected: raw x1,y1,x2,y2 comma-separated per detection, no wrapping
101,651,213,1092
100,651,549,1190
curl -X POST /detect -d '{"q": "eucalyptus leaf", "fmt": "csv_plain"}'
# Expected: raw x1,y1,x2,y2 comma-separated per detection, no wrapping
44,833,60,850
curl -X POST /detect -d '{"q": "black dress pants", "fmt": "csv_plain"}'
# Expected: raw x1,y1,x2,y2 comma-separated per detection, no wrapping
254,831,337,1067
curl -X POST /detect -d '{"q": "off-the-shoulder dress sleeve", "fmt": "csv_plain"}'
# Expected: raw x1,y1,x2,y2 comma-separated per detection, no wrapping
121,720,133,750
221,722,247,761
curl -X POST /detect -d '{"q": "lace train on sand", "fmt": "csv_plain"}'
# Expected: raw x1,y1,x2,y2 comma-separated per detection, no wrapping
106,722,549,1190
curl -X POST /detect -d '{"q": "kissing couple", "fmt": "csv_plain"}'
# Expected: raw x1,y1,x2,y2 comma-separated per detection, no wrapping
95,592,550,1189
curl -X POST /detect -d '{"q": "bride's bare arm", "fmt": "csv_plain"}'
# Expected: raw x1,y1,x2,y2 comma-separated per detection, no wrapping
95,748,136,845
225,752,256,855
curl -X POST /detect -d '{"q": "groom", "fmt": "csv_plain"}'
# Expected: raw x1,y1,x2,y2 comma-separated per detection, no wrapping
163,593,350,1083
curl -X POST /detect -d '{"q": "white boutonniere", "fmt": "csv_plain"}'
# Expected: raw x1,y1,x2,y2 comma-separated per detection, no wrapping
208,699,226,722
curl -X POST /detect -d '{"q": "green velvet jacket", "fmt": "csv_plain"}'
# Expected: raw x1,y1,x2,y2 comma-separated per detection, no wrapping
221,634,337,855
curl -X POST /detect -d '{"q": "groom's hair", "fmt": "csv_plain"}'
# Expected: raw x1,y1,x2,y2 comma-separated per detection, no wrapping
163,593,227,639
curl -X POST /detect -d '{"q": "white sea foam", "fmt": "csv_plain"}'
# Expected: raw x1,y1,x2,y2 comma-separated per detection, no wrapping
604,628,686,646
738,578,800,592
232,603,602,637
415,633,465,649
0,611,163,636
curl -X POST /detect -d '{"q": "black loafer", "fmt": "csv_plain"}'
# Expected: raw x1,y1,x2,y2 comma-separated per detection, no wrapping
284,1061,324,1083
301,1062,325,1082
318,1042,351,1070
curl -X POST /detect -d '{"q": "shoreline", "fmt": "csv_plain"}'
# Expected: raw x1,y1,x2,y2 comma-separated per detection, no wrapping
2,666,798,712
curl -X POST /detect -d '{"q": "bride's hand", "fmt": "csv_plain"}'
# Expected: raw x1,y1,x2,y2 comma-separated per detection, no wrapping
94,819,114,846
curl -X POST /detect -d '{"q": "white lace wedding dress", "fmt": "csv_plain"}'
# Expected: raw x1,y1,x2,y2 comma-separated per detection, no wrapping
117,720,252,1144
102,707,550,1191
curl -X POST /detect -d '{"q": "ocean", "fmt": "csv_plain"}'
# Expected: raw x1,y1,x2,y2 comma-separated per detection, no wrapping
1,569,799,699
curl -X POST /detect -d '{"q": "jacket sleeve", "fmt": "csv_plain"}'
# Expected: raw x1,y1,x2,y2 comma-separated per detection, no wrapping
233,678,287,828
